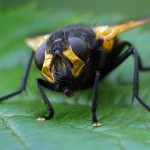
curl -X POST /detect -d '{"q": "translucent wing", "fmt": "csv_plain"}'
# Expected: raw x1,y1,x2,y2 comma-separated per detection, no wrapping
93,18,150,40
25,34,50,51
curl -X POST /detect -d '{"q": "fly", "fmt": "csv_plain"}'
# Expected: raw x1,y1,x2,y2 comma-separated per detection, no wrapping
0,17,150,126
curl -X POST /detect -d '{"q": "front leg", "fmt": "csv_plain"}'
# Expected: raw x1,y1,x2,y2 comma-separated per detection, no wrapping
36,78,55,120
92,71,101,127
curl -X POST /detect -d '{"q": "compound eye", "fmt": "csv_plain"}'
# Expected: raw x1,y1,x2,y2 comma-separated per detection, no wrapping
35,43,47,70
68,37,89,61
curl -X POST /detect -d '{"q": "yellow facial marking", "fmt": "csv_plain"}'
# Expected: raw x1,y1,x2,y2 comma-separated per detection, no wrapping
41,51,55,83
41,46,85,83
63,46,85,77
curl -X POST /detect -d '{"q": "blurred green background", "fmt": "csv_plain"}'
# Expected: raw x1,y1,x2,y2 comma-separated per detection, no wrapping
1,0,150,17
0,0,150,150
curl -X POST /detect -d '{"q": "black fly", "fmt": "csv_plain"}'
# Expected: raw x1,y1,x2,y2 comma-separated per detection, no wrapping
0,18,150,126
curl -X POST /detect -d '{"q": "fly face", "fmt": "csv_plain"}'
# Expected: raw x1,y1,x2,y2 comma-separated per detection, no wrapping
44,31,73,84
40,30,90,84
48,50,74,85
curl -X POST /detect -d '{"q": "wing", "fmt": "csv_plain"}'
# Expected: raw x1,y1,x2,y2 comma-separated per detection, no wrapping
26,18,150,52
92,17,150,52
93,17,150,40
25,34,50,51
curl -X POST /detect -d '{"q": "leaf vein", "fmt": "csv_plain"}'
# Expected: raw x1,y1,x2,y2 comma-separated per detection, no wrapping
1,116,31,150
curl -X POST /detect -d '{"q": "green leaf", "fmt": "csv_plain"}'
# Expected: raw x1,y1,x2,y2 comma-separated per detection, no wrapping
0,2,150,150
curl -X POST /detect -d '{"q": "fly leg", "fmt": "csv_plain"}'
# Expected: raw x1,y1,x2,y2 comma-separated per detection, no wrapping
0,51,34,101
138,57,150,71
102,43,150,111
92,70,101,127
36,78,55,120
130,48,150,110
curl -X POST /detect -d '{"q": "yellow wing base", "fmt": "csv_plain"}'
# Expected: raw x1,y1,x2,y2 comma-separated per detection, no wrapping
93,18,150,52
25,34,50,51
